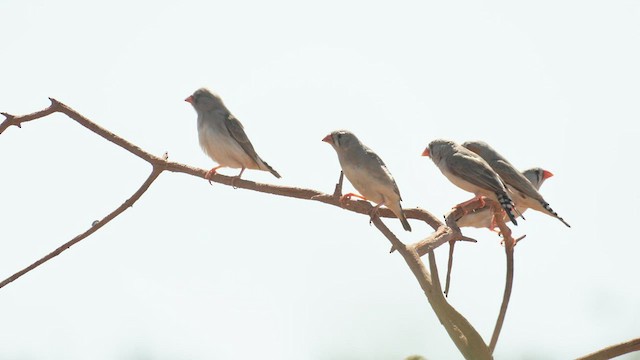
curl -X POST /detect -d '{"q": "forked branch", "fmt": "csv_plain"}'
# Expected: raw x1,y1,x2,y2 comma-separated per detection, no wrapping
0,98,492,359
3,99,634,360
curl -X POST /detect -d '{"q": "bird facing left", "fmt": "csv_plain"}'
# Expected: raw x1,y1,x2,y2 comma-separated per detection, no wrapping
185,88,281,184
323,130,412,232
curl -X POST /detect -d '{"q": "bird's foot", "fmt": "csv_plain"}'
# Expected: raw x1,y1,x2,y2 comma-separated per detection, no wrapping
230,168,246,189
231,176,240,189
205,165,223,185
367,203,384,225
454,196,486,215
339,192,367,205
489,215,501,233
368,207,380,225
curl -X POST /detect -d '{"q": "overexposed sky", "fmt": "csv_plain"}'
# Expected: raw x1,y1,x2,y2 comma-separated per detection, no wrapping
1,1,640,359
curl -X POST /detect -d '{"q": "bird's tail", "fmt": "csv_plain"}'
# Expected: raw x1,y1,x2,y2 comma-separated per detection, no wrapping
259,158,281,178
396,204,412,232
496,192,518,226
399,211,412,232
540,200,571,228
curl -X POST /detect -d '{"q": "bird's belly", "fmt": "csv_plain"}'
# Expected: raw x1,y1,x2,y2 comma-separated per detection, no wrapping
198,126,254,169
457,209,493,228
507,186,538,209
441,167,492,198
342,166,388,205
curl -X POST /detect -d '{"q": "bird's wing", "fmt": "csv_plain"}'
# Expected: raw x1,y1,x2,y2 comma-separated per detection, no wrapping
364,148,403,200
492,160,544,201
447,151,505,193
224,115,261,166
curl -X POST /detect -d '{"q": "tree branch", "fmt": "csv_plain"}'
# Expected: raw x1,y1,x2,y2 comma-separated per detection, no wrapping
0,99,492,359
576,337,640,360
372,217,493,360
7,99,632,360
0,168,162,289
488,202,517,354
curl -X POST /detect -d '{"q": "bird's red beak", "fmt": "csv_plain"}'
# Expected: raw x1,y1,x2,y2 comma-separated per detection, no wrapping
542,170,554,179
322,134,333,144
421,148,430,157
185,95,194,104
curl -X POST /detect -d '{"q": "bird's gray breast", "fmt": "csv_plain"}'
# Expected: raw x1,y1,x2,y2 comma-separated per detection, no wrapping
338,149,393,204
197,112,251,168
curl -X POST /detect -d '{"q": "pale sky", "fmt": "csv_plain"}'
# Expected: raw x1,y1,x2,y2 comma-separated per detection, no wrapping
1,0,640,359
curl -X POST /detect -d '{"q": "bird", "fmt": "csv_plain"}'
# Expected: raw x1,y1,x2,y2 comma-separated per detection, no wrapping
456,167,554,229
462,140,570,227
185,88,281,185
323,130,412,231
422,139,518,226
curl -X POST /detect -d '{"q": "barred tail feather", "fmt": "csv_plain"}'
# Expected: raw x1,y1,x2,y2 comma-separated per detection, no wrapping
496,192,518,226
261,159,281,178
541,201,571,228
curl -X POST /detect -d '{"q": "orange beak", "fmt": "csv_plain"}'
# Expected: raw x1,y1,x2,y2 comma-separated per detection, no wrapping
322,134,333,143
185,95,194,104
421,148,430,157
542,170,554,179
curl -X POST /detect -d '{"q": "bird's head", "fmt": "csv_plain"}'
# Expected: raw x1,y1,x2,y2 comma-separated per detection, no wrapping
461,140,497,161
185,88,226,113
422,139,455,164
322,130,358,150
523,167,554,189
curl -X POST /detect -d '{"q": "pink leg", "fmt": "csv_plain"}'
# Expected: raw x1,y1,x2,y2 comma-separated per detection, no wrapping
454,195,486,214
205,165,224,185
339,192,368,204
489,214,501,233
368,202,384,224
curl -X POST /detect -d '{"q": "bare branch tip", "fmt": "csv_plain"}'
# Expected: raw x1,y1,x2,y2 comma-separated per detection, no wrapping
332,171,344,197
460,236,478,243
48,97,63,109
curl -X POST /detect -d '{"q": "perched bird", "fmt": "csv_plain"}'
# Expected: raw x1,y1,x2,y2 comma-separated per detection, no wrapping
185,88,281,184
462,140,570,227
422,139,518,226
323,130,412,231
457,167,553,229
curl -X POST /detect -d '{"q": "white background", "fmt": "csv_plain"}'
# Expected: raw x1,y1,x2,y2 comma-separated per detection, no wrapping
1,1,639,359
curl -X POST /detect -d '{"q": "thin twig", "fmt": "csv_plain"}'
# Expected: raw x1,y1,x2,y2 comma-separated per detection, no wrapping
444,241,455,297
488,203,516,353
576,337,640,360
0,168,162,289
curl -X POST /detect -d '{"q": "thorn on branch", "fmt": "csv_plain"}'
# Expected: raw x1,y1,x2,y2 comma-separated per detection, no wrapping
332,171,344,197
459,235,478,243
1,112,20,128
